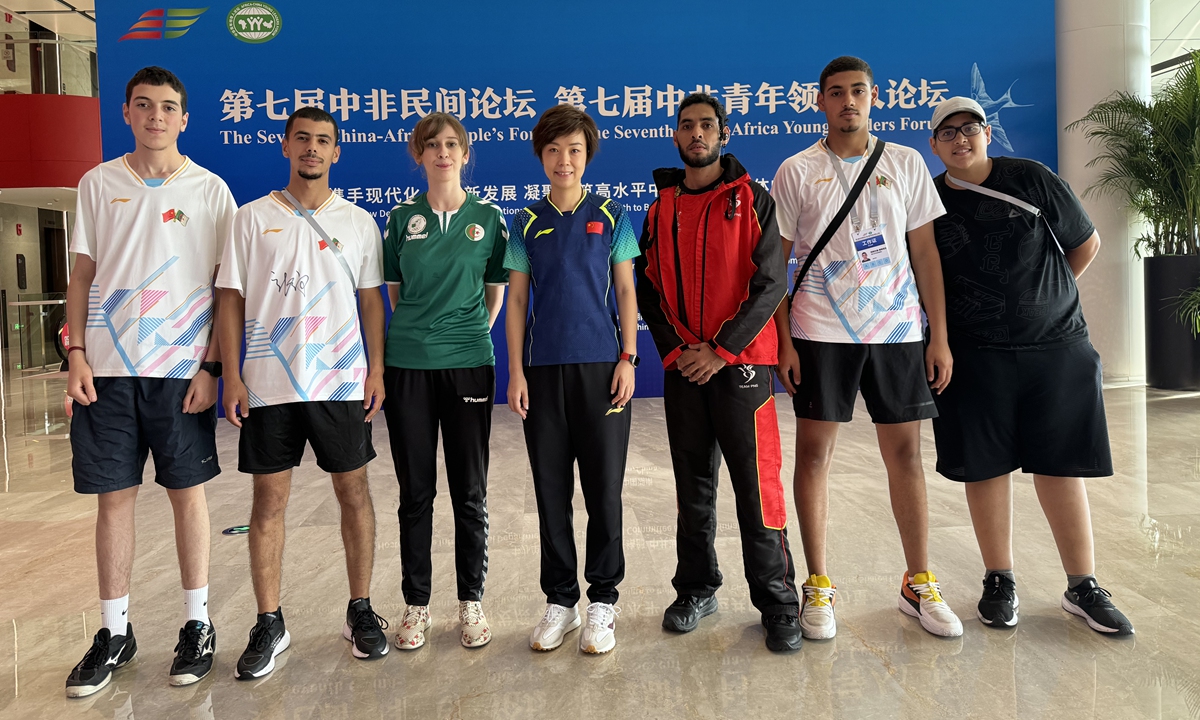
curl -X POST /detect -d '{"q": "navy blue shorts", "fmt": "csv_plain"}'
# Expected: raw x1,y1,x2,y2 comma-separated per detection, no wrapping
238,401,376,475
71,376,220,494
932,341,1113,482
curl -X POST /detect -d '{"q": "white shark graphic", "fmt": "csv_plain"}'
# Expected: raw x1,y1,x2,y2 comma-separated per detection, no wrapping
970,63,1032,152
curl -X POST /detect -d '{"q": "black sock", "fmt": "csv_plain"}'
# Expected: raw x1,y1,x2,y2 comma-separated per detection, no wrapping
1067,573,1096,590
985,569,1015,582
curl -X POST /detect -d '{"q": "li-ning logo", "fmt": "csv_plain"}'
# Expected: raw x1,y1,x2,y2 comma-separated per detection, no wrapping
162,208,189,226
110,198,132,204
119,8,208,41
605,406,625,416
740,364,756,383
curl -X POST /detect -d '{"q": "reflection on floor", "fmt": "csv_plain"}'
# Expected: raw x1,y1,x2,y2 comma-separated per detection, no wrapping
1,356,1198,719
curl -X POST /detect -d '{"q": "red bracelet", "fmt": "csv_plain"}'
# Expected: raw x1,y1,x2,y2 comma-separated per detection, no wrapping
67,346,86,355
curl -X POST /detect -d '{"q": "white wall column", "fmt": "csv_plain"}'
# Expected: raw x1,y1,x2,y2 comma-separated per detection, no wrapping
1056,0,1151,382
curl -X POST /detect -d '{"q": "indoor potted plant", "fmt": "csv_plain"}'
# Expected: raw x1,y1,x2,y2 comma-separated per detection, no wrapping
1069,50,1200,390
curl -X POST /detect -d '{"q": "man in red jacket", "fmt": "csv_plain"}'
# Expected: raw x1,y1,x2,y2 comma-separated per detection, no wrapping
635,93,801,652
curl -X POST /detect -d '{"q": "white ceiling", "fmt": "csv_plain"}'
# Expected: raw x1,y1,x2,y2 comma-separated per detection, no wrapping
1,0,93,40
0,187,77,212
1152,0,1200,68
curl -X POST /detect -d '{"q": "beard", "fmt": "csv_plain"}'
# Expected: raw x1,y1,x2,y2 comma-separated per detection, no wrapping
297,167,325,180
677,142,721,169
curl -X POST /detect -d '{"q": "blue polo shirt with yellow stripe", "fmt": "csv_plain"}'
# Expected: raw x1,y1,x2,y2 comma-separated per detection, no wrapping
504,192,640,366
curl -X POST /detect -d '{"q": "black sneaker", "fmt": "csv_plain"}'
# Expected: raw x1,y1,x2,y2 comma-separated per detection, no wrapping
1062,578,1134,636
977,573,1019,627
762,612,803,652
343,597,389,659
662,595,718,633
169,620,216,686
235,609,290,680
65,623,138,698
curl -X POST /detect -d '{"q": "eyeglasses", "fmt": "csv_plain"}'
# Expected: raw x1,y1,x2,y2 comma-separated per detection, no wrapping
935,121,986,142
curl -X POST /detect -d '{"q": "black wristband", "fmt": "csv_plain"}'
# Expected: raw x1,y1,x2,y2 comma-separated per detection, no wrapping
199,361,223,378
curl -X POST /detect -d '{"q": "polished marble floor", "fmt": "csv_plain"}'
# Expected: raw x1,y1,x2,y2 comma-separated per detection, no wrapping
0,356,1198,719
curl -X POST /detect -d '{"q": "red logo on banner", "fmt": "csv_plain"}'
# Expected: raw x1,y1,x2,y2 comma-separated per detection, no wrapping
586,221,604,235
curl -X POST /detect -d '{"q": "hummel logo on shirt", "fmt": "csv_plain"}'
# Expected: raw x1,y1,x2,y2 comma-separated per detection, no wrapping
110,198,131,204
462,396,489,403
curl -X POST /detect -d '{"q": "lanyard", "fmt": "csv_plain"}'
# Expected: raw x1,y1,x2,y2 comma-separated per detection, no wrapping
823,137,880,232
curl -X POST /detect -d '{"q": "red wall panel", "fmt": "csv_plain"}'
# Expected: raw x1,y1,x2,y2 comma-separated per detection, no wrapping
0,95,102,188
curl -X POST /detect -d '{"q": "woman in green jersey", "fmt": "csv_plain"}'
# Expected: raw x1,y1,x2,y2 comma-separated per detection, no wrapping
382,112,509,651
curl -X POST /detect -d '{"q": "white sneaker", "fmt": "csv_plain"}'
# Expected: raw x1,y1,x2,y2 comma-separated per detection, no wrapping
394,605,431,650
529,603,580,651
580,603,620,654
899,571,964,637
459,601,491,648
800,574,837,640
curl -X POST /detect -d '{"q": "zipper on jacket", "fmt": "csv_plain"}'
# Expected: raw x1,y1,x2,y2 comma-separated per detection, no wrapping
670,187,689,329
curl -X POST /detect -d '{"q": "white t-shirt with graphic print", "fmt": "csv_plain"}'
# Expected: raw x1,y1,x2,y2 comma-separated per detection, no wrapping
216,191,383,407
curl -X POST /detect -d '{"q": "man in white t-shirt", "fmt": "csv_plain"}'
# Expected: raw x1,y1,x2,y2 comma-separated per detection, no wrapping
770,56,963,641
65,66,236,697
216,107,388,678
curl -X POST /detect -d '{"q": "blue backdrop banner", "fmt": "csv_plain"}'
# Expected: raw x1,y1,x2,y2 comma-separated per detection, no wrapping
96,0,1058,398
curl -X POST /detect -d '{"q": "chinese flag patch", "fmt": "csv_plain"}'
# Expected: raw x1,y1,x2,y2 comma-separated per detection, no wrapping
586,221,604,235
318,240,329,250
162,209,176,223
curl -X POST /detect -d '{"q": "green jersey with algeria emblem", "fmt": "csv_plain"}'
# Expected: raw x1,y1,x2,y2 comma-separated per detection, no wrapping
383,192,510,369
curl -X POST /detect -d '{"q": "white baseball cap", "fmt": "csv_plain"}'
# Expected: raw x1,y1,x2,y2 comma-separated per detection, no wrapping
930,97,987,133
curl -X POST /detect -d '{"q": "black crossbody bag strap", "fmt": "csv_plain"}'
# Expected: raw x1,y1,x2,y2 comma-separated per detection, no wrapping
789,140,887,300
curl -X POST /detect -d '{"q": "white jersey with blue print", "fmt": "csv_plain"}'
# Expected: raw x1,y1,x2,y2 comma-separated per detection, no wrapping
771,137,946,344
69,155,237,378
216,191,384,407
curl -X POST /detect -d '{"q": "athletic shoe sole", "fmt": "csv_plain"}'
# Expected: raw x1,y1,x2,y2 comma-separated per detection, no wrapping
977,596,1020,628
581,632,616,654
168,666,210,686
234,630,291,680
1061,597,1134,635
531,615,581,651
342,622,390,659
461,631,491,649
65,648,138,698
898,596,964,637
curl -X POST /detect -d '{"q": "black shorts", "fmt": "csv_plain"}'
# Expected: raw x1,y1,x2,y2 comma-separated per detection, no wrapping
932,341,1113,482
238,401,376,475
71,376,219,494
790,339,938,424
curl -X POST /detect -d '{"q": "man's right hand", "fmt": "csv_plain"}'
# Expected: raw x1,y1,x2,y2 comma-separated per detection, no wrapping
66,352,97,405
222,376,250,428
776,344,801,397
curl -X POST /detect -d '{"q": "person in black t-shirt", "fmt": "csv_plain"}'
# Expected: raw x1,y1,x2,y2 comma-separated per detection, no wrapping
926,97,1132,637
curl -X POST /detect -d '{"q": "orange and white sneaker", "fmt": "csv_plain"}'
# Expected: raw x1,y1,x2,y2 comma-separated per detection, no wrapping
800,575,837,640
899,572,963,637
394,605,431,650
459,601,491,648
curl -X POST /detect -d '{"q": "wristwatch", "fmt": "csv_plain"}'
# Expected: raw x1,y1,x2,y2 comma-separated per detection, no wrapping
619,352,640,368
200,361,223,378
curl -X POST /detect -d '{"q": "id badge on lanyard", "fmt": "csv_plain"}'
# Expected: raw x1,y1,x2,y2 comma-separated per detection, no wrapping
825,140,891,271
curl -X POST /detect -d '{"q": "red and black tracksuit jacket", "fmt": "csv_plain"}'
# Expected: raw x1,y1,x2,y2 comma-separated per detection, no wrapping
634,154,798,614
634,154,786,369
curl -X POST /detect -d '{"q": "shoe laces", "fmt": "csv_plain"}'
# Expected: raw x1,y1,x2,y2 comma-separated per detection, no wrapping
77,632,112,671
982,575,1016,603
585,602,619,628
460,601,484,626
1074,583,1114,608
353,606,389,634
803,584,836,608
765,613,799,627
910,579,946,604
247,618,277,653
538,604,568,628
175,623,207,661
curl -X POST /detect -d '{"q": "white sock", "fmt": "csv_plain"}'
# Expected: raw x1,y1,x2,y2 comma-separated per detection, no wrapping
184,585,210,624
101,595,129,636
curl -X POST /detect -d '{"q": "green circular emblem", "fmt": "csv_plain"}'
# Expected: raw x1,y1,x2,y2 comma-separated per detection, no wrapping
227,2,282,44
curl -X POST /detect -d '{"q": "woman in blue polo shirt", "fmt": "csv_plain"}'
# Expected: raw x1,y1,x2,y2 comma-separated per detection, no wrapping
505,104,640,655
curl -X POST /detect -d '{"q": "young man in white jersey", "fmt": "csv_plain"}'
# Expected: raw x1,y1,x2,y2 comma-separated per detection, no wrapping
65,66,236,697
216,106,388,679
771,56,963,640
